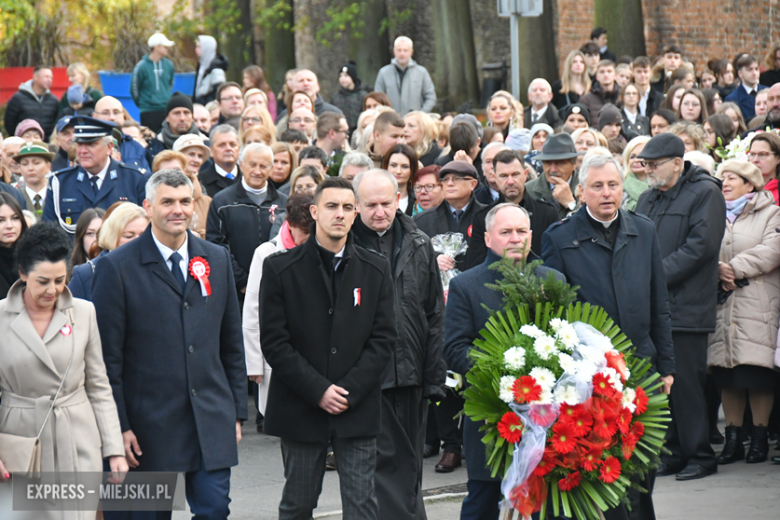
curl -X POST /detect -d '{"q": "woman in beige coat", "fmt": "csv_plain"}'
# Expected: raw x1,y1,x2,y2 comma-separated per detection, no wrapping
709,160,780,465
0,223,126,519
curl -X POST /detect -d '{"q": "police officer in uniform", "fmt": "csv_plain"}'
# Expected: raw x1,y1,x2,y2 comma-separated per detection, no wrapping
42,116,147,235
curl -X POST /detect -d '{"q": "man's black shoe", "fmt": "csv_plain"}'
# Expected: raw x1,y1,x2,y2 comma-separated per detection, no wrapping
676,463,716,481
657,462,684,476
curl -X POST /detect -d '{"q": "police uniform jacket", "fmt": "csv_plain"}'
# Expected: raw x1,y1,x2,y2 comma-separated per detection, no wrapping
42,158,147,234
259,233,396,442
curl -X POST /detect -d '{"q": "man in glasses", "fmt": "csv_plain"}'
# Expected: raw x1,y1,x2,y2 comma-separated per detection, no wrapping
315,112,349,176
215,82,245,129
288,107,317,143
93,96,151,172
412,165,444,212
636,133,725,482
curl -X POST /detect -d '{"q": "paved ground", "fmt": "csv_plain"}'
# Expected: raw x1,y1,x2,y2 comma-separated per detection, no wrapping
171,407,780,519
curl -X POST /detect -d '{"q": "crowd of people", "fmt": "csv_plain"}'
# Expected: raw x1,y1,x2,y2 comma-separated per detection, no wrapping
1,24,780,520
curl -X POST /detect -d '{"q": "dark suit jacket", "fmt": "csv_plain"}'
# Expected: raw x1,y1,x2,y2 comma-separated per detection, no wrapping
444,249,564,480
725,83,768,122
541,207,675,376
199,162,241,198
260,233,397,443
643,87,663,118
524,104,562,128
413,195,486,271
92,228,247,472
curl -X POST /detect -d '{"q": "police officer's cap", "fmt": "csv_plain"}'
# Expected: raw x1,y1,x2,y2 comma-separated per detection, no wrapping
73,116,119,143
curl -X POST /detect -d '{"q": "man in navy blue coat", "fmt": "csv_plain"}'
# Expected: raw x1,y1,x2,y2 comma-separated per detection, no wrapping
42,116,147,235
93,169,247,519
542,152,675,519
724,54,767,122
444,203,564,520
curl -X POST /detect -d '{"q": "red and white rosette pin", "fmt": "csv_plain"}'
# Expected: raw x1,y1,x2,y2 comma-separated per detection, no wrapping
60,324,72,336
189,256,212,297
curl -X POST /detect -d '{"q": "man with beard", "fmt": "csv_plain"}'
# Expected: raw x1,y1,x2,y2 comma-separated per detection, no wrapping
747,83,780,133
635,133,725,481
148,92,207,157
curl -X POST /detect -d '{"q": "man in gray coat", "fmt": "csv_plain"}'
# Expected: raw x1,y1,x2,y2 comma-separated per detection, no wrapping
375,36,437,115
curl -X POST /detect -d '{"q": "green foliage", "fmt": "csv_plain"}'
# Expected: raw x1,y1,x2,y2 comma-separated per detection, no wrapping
0,0,66,67
255,0,294,31
485,256,579,313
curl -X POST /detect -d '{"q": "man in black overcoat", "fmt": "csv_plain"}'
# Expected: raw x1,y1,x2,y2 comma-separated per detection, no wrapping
444,203,564,520
259,176,397,520
93,169,248,519
542,152,675,520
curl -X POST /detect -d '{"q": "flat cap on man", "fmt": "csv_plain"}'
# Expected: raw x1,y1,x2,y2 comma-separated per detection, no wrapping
72,116,119,143
638,133,686,160
439,160,478,180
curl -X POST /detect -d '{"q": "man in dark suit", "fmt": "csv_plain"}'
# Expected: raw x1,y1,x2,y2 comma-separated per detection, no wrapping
725,54,767,122
413,160,485,473
42,116,147,235
524,78,562,128
444,203,564,520
93,169,247,519
199,124,241,197
467,149,558,267
260,176,396,520
542,152,675,520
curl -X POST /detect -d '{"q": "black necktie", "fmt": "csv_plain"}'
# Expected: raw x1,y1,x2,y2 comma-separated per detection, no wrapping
454,209,464,223
89,175,99,196
750,90,757,99
169,252,186,293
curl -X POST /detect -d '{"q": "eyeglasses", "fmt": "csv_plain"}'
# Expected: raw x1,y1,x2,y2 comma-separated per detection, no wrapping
294,185,316,194
290,118,316,124
413,183,440,193
441,175,470,184
748,152,776,160
220,95,242,102
640,158,675,170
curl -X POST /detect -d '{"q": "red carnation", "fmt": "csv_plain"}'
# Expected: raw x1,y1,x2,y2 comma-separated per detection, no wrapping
532,448,558,477
632,420,645,439
529,404,558,428
605,351,629,382
552,421,578,454
497,411,524,444
599,456,622,483
634,386,649,415
621,432,638,459
592,373,616,397
558,471,582,492
578,447,603,472
513,376,543,404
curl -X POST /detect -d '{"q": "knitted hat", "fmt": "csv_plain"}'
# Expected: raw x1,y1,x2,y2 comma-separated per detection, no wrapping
598,104,622,131
339,61,359,85
562,103,591,126
506,128,533,153
67,84,85,105
15,119,45,138
166,91,193,116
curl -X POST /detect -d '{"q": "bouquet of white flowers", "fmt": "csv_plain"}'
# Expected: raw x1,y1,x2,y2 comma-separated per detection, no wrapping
430,232,469,293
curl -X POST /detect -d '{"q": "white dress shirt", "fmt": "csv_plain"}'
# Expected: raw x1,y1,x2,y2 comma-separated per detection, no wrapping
87,159,111,190
151,229,189,280
215,163,238,179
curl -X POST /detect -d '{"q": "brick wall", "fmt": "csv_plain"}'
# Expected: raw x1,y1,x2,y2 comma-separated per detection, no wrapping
554,0,780,76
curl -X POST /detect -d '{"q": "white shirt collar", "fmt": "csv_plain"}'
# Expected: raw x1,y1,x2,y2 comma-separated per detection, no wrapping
215,163,238,178
151,228,189,276
624,108,637,124
532,106,548,119
743,82,758,96
25,185,47,201
586,206,619,228
241,178,267,195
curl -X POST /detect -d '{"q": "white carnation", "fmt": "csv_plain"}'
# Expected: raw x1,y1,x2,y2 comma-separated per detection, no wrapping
622,388,637,413
554,384,582,406
558,353,577,374
520,324,545,339
533,336,558,360
529,367,556,391
499,376,516,403
503,346,526,371
600,367,624,393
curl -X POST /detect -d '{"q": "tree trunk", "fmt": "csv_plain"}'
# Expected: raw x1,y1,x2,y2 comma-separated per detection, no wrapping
594,0,646,60
223,0,256,82
262,0,296,93
432,0,480,111
347,0,390,89
516,0,558,107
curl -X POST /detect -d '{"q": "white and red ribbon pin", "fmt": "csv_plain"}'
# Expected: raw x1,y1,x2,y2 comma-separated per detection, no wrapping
60,325,72,336
189,257,212,297
353,288,361,307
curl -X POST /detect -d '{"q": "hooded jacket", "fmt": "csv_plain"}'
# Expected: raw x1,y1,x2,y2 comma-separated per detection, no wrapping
131,54,175,113
330,80,370,131
193,35,228,105
636,162,726,332
4,80,60,140
374,58,437,115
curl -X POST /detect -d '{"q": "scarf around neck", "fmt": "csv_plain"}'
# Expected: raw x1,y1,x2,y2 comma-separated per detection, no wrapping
725,192,754,223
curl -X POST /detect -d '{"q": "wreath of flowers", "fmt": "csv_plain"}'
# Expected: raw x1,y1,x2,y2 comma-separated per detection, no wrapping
464,303,670,520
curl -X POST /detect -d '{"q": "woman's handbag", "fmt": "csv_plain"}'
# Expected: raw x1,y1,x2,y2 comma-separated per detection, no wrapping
0,308,76,478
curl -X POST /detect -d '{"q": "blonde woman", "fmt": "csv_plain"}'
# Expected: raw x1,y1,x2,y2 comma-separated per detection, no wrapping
241,125,276,147
487,90,523,138
622,136,652,210
244,88,269,112
58,62,103,117
571,127,608,169
668,121,707,153
404,111,441,166
239,105,276,146
552,50,591,110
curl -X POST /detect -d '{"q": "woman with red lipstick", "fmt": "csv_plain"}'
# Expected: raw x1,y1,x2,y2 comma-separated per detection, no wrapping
0,193,27,300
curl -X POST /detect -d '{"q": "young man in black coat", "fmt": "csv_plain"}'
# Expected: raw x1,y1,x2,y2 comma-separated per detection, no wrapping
93,169,248,519
635,133,725,481
445,203,564,520
467,149,558,268
351,168,447,519
260,176,397,520
542,152,675,520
